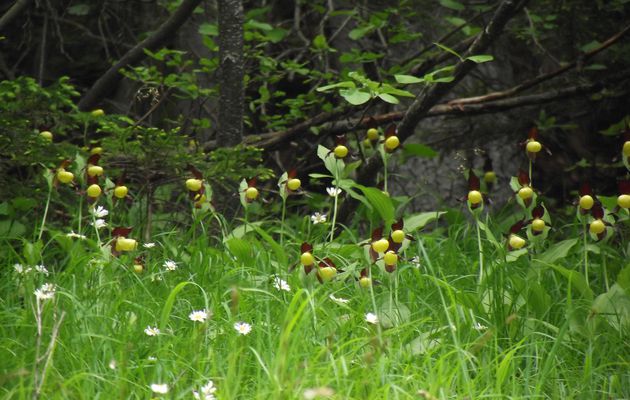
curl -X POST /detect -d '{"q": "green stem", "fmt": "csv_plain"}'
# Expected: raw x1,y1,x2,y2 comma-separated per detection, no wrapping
583,221,589,288
280,197,286,246
329,194,338,243
528,159,533,187
476,218,484,286
37,184,53,241
77,196,84,236
91,207,101,244
329,160,340,243
383,154,389,194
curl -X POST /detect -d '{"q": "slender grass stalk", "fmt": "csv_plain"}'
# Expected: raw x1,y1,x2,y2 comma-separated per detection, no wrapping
329,160,341,242
417,238,473,397
280,196,287,246
583,221,589,288
37,184,53,242
77,196,83,236
382,153,389,194
90,206,101,244
475,217,484,286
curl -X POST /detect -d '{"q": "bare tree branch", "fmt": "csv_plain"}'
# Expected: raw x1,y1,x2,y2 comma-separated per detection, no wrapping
77,0,202,111
337,0,529,223
245,74,629,149
449,23,630,106
0,0,33,33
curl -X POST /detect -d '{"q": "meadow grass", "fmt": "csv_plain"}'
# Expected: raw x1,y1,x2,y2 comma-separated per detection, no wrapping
1,203,629,400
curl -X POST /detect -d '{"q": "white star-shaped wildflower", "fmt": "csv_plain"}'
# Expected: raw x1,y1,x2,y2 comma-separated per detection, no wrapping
234,322,252,335
144,326,160,336
272,276,291,292
189,310,208,323
143,242,156,249
310,212,327,224
14,263,32,274
473,322,488,331
34,264,49,275
90,205,109,218
163,260,178,271
329,294,349,304
91,219,107,229
34,283,56,300
365,312,379,325
150,383,169,394
326,187,342,197
193,380,217,400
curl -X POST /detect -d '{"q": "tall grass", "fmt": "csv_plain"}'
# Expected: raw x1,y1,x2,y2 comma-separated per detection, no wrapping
1,204,628,399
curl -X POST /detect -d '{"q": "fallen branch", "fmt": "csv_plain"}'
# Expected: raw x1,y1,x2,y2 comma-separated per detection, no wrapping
240,107,351,150
77,0,202,111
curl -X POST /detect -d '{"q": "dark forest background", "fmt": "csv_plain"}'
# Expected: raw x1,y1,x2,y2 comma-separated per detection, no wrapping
1,0,629,223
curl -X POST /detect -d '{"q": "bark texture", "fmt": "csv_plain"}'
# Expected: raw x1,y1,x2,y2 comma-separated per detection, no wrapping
217,0,244,146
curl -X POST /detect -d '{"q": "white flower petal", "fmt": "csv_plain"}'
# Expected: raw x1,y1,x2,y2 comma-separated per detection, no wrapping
34,283,56,300
150,383,169,394
272,277,291,292
365,312,379,325
144,326,160,336
189,310,208,322
234,322,252,335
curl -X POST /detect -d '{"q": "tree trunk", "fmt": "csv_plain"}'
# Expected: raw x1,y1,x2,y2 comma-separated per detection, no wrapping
217,0,244,146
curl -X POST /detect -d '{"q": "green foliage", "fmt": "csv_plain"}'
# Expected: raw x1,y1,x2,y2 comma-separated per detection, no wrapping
317,71,414,105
